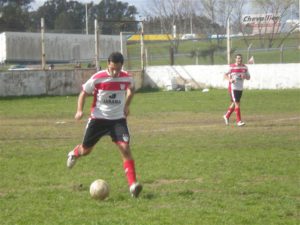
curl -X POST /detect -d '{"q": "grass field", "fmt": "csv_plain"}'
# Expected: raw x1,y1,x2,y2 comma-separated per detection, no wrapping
126,34,300,68
0,89,299,225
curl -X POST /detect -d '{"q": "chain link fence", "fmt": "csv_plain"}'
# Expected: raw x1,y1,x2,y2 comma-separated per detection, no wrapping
126,30,300,66
1,21,299,72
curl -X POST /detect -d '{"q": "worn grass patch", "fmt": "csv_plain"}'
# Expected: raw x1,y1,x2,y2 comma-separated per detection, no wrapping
0,89,299,225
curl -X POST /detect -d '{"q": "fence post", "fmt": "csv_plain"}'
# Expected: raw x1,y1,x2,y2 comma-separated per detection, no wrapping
247,43,253,62
41,18,46,70
170,46,174,65
140,20,145,71
95,19,99,71
145,47,148,67
280,44,284,63
226,18,231,64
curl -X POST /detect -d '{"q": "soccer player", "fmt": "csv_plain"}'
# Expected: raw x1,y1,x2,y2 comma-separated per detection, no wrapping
223,54,250,127
67,52,142,198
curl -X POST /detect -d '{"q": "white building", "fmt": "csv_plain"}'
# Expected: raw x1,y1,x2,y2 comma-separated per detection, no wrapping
0,32,125,64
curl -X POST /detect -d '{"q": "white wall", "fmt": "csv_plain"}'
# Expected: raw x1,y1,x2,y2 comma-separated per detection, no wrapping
0,69,142,97
144,64,300,89
0,64,299,97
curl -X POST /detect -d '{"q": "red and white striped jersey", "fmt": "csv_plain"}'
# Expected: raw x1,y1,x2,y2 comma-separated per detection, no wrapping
227,63,250,90
82,70,134,120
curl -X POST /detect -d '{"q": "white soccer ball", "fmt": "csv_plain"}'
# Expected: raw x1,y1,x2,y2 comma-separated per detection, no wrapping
89,179,109,200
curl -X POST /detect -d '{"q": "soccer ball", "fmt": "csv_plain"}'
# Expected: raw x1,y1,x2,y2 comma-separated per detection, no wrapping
89,179,109,200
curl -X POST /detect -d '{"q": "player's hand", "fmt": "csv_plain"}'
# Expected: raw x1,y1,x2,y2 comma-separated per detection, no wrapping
230,78,235,83
241,74,249,80
124,106,130,117
74,111,83,120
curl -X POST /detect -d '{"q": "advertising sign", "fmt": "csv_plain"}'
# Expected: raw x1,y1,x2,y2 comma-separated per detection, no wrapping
241,14,281,34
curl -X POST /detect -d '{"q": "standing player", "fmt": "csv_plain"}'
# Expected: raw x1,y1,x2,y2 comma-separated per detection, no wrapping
67,52,142,198
223,54,250,127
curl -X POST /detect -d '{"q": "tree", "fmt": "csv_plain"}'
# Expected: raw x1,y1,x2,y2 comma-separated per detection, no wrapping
143,0,203,58
146,0,201,36
54,1,86,32
0,0,33,32
247,0,297,48
32,0,85,32
191,44,227,65
90,0,138,34
31,0,138,34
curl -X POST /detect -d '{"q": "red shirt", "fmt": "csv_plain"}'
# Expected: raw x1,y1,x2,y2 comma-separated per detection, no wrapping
82,70,134,120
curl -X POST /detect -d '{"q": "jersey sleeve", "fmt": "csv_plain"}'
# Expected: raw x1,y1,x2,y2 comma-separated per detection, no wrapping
82,75,96,94
128,75,135,89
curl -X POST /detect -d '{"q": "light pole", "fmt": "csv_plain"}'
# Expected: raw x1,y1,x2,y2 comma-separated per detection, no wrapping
41,18,46,70
226,17,231,64
190,15,193,34
85,3,88,35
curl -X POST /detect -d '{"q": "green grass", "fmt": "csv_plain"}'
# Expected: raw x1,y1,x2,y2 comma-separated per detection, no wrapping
126,34,300,68
0,89,299,225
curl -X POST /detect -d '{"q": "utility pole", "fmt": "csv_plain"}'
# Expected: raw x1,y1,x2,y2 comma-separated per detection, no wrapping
190,15,193,34
85,3,88,35
95,19,99,71
226,17,231,64
140,20,145,71
41,18,46,70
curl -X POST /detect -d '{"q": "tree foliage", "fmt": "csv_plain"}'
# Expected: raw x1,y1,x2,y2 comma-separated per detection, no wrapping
0,0,138,34
249,0,298,48
0,0,33,32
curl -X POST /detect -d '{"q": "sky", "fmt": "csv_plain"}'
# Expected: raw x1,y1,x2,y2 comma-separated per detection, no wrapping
31,0,148,15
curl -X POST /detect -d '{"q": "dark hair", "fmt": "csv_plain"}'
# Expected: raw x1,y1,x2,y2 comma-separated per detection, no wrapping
108,52,124,64
235,53,243,58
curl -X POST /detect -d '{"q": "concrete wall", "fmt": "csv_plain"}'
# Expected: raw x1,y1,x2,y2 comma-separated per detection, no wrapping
144,64,300,90
0,69,143,97
0,32,126,63
0,64,299,96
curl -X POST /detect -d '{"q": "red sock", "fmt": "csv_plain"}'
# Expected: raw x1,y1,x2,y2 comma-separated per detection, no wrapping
235,107,241,122
73,145,80,157
123,160,136,186
225,107,234,118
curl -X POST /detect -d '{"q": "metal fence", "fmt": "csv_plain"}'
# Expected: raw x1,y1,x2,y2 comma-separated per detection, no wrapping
0,28,299,72
126,34,300,67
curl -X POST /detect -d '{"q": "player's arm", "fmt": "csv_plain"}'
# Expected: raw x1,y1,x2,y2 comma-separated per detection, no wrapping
243,71,250,80
75,91,88,120
224,72,235,83
242,68,251,80
124,86,135,117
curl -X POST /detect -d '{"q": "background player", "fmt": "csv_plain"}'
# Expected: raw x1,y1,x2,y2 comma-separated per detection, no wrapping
223,54,250,127
67,52,142,198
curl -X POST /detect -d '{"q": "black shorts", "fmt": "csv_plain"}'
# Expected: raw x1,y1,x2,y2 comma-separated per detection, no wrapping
82,118,130,148
229,89,243,103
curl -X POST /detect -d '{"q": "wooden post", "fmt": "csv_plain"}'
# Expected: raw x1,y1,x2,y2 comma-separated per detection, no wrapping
140,20,145,71
95,19,99,71
226,18,231,64
41,18,46,70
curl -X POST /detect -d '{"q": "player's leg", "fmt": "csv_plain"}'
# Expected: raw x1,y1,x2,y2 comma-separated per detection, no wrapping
112,119,142,198
116,142,143,198
116,142,135,185
223,88,235,125
67,119,107,168
233,91,245,126
67,144,94,168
